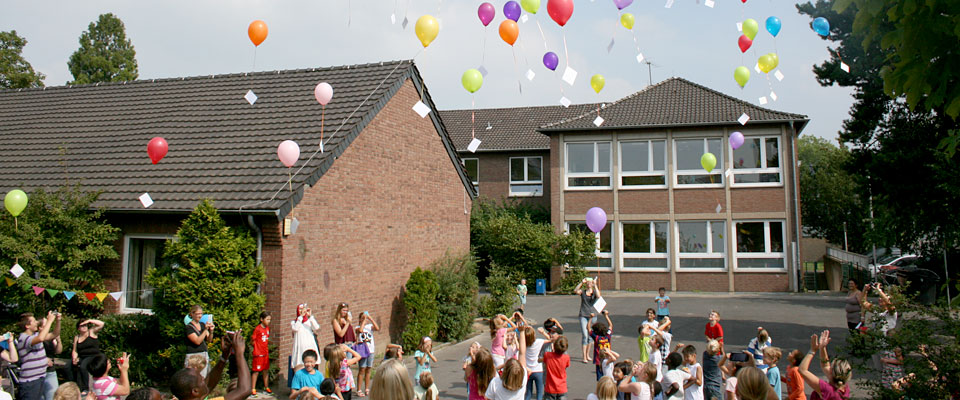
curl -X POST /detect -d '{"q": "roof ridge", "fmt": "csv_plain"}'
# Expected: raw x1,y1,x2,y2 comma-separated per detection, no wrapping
539,78,678,129
671,76,806,119
439,102,598,113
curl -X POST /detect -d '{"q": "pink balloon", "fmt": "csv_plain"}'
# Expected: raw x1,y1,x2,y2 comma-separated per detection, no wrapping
478,3,496,27
314,82,333,106
547,0,574,27
277,140,300,168
585,207,607,233
730,131,745,150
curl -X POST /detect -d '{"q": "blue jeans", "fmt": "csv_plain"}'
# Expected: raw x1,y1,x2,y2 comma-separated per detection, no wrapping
16,378,44,400
579,316,596,345
525,371,545,400
43,371,58,400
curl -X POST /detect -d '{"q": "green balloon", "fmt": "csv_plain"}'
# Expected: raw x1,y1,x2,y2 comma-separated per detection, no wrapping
701,153,717,173
742,18,759,40
4,189,27,217
734,66,750,88
462,69,483,93
521,0,540,14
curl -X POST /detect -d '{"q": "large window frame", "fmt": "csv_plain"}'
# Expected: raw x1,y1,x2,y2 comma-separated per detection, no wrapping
620,221,669,270
673,138,724,188
734,220,787,270
676,220,727,271
565,222,613,271
730,136,782,187
509,156,543,197
565,141,613,190
462,158,479,195
120,234,174,314
618,140,667,189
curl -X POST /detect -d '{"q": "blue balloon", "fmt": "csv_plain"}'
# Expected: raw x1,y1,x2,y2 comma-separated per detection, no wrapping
812,17,830,37
766,16,782,37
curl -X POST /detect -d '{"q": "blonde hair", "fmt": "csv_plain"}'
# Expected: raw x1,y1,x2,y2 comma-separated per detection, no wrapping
595,376,618,400
370,359,415,400
186,354,208,371
419,371,436,399
501,359,525,391
54,382,81,400
641,362,658,387
706,339,721,355
762,346,782,364
735,366,771,400
829,359,852,388
331,302,349,323
757,328,770,343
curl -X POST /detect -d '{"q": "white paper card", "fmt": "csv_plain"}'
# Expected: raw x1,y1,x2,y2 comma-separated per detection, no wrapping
770,91,778,101
391,14,396,24
636,53,645,64
774,70,784,81
520,14,529,23
705,0,715,7
467,138,482,153
607,38,615,53
526,69,536,81
244,90,257,105
402,16,409,29
485,122,493,130
562,67,578,86
593,297,607,313
737,22,743,32
715,203,723,214
9,263,24,278
754,63,762,74
759,96,768,105
665,0,674,8
412,100,431,118
560,96,572,107
738,113,750,125
724,168,734,178
840,62,850,73
593,116,605,127
319,141,324,153
139,193,154,208
109,292,123,301
478,65,488,77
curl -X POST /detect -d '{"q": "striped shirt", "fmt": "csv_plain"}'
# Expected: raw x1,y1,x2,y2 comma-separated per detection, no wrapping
93,376,120,400
16,333,47,382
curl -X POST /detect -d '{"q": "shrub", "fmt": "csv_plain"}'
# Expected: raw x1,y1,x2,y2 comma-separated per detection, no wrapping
433,252,479,343
94,313,174,388
479,263,516,318
401,267,439,350
558,266,589,293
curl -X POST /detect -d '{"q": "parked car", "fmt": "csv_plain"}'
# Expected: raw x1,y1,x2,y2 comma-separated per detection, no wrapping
869,253,919,279
876,260,941,305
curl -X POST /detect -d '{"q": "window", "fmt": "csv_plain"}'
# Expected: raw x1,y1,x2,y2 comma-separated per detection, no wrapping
566,142,612,188
731,136,781,185
566,222,612,269
735,221,785,269
509,157,543,197
674,138,723,186
462,158,479,194
677,221,726,269
620,140,666,188
122,236,173,312
622,222,669,269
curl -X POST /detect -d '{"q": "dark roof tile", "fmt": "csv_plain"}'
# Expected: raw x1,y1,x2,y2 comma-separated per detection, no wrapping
439,103,599,152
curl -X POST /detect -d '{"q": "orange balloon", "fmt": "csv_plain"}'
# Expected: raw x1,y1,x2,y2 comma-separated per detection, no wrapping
248,20,268,46
499,20,519,46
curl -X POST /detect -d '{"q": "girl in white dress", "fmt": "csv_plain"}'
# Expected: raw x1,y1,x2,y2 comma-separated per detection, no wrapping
290,304,321,374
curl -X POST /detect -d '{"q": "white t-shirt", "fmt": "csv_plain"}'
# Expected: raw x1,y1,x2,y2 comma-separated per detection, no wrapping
626,382,653,400
658,330,674,364
684,363,704,400
525,338,546,373
362,323,375,354
641,320,660,333
725,377,739,400
485,374,528,400
649,349,663,382
602,358,615,378
662,369,691,400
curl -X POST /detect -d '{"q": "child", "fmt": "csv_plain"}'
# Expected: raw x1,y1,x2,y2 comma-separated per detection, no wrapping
681,345,703,400
646,333,664,384
637,325,653,363
319,378,339,399
600,348,621,379
641,309,660,331
654,288,671,324
290,349,325,400
619,361,658,400
652,317,674,363
662,353,690,400
782,349,806,400
463,345,494,400
746,327,772,372
516,279,528,312
587,376,618,400
763,346,782,400
542,336,570,399
251,311,272,395
588,310,614,381
415,371,438,400
489,315,515,368
186,353,208,372
356,311,380,397
880,347,904,390
503,330,520,363
485,359,527,400
414,337,437,386
704,311,723,345
701,340,723,400
612,360,635,400
383,343,403,361
324,343,362,400
88,353,130,400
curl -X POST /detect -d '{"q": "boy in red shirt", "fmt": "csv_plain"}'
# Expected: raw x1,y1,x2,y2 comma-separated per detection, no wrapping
704,310,724,345
541,336,570,400
250,311,271,394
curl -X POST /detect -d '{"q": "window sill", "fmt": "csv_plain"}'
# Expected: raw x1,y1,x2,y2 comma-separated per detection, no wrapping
564,186,614,191
675,268,728,273
509,193,544,198
618,185,669,190
119,307,154,315
732,268,789,273
673,184,725,189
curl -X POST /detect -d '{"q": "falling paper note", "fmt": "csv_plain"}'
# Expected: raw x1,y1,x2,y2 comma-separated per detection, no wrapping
754,63,762,74
607,38,615,53
467,138,482,153
665,0,674,8
526,69,536,81
520,14,529,23
560,97,572,108
594,116,605,127
244,90,258,105
705,0,715,7
402,16,409,29
840,62,849,73
391,14,396,24
774,70,784,81
139,193,154,208
412,101,431,118
770,91,778,101
319,141,324,153
716,203,723,214
9,263,24,278
737,22,743,32
738,113,750,125
593,296,607,313
478,65,488,77
759,97,768,105
562,66,578,86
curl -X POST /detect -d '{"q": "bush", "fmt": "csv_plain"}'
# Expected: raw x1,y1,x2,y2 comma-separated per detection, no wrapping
433,252,479,343
558,266,589,293
479,263,516,318
95,313,174,388
401,267,439,350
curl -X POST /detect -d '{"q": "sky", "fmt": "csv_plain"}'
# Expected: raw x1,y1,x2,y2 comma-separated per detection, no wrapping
2,0,853,140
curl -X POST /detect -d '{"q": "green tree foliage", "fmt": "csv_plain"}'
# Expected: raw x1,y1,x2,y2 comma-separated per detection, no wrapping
0,30,45,89
433,252,479,343
798,136,868,252
478,263,516,318
0,185,119,319
95,313,171,387
146,199,265,363
401,267,439,350
68,13,138,85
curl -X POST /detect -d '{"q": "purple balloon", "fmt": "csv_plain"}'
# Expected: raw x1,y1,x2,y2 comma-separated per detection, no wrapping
504,1,522,22
585,207,607,233
613,0,634,10
730,131,745,150
478,2,495,26
543,52,559,71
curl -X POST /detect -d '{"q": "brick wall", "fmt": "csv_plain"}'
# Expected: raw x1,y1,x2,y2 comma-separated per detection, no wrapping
730,188,786,213
733,273,789,292
674,189,725,214
619,191,669,215
676,272,729,292
461,150,550,210
619,272,671,291
564,191,614,215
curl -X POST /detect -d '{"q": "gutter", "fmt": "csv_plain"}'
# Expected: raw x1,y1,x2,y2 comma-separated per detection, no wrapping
791,121,803,292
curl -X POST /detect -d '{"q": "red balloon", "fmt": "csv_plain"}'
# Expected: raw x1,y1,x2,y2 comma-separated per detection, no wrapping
547,0,574,27
741,0,747,2
738,35,752,53
147,137,168,164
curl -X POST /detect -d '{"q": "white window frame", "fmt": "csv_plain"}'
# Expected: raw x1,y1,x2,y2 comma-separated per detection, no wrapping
673,138,724,188
676,220,727,271
734,220,787,271
462,158,479,195
564,141,613,190
618,140,667,189
730,136,783,187
620,221,669,271
509,156,544,197
120,234,174,314
564,222,614,271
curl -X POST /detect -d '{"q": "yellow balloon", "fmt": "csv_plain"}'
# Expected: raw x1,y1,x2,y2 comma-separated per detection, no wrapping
758,54,775,74
415,15,439,48
620,13,635,30
768,53,779,70
590,74,605,94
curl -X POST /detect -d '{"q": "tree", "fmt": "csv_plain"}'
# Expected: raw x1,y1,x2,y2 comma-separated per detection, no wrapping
797,136,869,252
67,13,138,85
401,267,439,350
0,30,45,89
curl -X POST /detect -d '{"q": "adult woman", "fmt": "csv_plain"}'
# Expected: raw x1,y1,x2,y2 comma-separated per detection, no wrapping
798,331,852,400
369,359,415,400
72,319,104,393
332,303,357,345
843,280,865,333
290,304,321,376
185,305,214,377
574,277,601,363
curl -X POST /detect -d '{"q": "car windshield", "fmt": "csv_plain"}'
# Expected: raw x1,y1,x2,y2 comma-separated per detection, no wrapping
877,255,899,264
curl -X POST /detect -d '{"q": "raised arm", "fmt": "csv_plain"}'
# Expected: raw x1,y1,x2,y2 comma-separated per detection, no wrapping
332,318,350,337
49,314,62,341
224,331,252,400
187,324,208,346
594,277,602,297
366,314,380,331
602,310,613,330
574,280,584,295
798,333,823,394
114,353,131,396
31,312,55,346
87,319,105,333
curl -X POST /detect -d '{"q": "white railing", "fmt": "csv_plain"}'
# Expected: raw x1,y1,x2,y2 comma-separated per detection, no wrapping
826,246,871,267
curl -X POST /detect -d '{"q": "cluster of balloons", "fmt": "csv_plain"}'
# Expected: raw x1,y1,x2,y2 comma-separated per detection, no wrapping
732,15,782,88
4,190,27,218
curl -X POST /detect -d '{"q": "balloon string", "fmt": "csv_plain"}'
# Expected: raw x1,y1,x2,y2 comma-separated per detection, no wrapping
288,169,293,192
609,12,620,53
536,20,549,52
562,30,570,69
321,106,325,152
471,97,476,140
517,39,530,70
253,47,258,72
512,46,522,94
481,26,487,66
348,0,352,27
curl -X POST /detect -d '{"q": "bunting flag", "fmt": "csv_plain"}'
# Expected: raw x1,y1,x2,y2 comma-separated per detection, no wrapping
46,289,60,297
4,277,14,286
95,293,108,302
63,291,76,300
84,292,97,301
109,292,123,301
32,286,45,296
11,285,142,303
